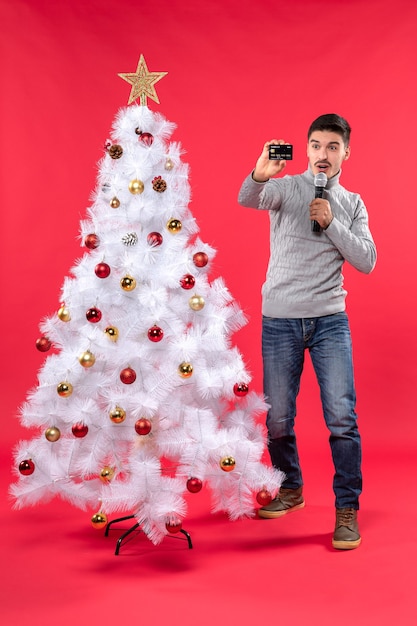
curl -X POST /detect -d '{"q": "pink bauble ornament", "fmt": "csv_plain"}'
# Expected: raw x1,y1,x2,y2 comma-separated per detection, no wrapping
186,477,203,493
95,262,111,278
120,367,136,384
86,307,102,323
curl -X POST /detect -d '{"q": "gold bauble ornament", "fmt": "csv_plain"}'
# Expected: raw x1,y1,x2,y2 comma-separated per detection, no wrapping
45,426,61,442
178,362,193,378
220,456,236,472
104,326,119,342
109,406,126,423
120,275,137,291
91,512,107,529
57,304,71,322
167,218,182,233
128,179,144,194
189,294,205,311
57,382,73,397
99,466,115,483
165,157,174,171
110,196,120,208
78,350,96,368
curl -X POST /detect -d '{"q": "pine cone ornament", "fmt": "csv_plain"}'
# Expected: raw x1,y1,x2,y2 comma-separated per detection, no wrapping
108,144,123,159
152,176,167,192
121,232,138,246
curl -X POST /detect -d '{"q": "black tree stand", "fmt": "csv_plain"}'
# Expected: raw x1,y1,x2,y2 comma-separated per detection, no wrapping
105,514,193,555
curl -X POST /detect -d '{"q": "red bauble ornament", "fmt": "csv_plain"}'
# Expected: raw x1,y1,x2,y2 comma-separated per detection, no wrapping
36,336,51,352
86,307,102,323
95,262,111,278
120,367,136,384
233,382,249,396
135,418,152,435
180,274,195,290
193,252,208,268
186,477,203,493
147,232,163,247
72,423,89,438
19,459,35,475
165,518,182,534
138,132,154,146
147,325,164,342
84,233,99,249
256,489,273,506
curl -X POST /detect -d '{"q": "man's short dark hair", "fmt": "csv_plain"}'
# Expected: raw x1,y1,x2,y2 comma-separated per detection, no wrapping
308,114,351,146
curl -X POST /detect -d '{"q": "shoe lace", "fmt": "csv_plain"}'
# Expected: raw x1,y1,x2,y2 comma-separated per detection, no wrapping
337,508,356,526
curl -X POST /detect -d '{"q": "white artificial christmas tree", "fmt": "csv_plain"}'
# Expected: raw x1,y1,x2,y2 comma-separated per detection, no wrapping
11,55,283,546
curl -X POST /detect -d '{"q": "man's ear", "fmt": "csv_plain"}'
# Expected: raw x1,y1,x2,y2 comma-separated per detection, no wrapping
344,146,351,161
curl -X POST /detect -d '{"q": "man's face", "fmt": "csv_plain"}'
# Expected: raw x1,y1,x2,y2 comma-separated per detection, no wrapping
307,130,350,179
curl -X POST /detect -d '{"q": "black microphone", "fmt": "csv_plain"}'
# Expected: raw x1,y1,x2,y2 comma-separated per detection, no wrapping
312,172,328,232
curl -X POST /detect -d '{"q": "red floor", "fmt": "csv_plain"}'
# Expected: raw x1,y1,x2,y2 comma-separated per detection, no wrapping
2,434,416,625
2,1,416,623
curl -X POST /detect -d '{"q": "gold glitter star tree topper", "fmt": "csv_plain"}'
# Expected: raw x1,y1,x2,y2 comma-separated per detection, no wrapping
118,54,168,106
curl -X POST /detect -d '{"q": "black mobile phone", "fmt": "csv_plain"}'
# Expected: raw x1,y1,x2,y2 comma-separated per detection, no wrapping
268,144,293,160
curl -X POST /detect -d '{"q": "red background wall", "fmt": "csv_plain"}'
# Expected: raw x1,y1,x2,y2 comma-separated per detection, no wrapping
1,0,416,461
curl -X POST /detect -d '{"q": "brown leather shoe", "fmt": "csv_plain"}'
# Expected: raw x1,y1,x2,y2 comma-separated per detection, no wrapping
258,487,305,519
332,508,361,550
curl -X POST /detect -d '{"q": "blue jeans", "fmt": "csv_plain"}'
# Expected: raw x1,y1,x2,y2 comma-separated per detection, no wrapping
262,312,361,509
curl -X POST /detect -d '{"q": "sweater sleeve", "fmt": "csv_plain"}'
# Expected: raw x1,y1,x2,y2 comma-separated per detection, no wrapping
237,173,283,211
325,197,377,274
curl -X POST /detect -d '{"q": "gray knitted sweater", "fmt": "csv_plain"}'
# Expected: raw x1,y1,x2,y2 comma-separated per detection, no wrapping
238,168,376,318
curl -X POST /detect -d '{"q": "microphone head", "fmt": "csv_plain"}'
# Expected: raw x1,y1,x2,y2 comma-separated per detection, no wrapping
314,172,328,188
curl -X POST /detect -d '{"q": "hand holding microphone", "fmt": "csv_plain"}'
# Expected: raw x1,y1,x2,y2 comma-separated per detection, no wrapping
310,172,333,231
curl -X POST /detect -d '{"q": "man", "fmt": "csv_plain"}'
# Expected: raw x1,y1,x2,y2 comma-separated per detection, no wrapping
238,114,376,550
